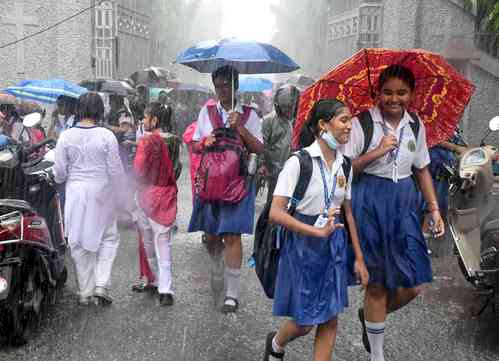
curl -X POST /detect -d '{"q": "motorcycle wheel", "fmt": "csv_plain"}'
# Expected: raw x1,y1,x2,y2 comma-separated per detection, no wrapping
7,254,46,346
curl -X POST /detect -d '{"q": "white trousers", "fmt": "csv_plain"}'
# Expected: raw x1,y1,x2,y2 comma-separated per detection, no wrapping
70,221,120,298
136,208,174,295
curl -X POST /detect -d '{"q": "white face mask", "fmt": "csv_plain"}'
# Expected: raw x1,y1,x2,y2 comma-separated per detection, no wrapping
321,130,338,150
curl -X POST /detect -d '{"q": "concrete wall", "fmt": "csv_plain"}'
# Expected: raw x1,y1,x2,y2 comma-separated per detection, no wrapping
0,0,92,87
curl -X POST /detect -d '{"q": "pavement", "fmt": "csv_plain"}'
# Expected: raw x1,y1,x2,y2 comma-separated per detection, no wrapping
1,155,499,361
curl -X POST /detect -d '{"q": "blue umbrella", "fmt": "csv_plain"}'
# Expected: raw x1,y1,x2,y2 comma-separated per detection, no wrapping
238,77,273,92
175,38,300,74
3,78,88,104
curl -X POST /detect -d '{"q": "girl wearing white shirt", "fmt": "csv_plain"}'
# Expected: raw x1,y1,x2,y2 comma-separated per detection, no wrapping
263,99,368,361
344,65,445,361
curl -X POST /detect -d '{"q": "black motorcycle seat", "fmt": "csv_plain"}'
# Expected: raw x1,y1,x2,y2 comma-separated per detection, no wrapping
0,199,35,213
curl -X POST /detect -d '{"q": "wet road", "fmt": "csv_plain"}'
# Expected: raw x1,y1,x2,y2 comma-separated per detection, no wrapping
1,156,498,361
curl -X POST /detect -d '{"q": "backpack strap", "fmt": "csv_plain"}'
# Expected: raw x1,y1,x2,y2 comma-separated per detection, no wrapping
358,111,374,156
342,155,352,180
288,149,313,215
407,111,420,142
207,104,225,129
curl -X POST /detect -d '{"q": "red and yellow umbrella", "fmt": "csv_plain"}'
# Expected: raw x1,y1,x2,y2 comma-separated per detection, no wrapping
292,48,475,149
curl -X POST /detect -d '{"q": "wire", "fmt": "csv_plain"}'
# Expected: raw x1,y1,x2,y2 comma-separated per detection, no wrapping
0,0,105,50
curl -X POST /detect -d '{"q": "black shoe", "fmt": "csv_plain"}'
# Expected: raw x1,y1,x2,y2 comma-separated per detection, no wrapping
263,332,284,361
358,308,371,353
131,280,157,293
221,297,239,313
159,293,174,306
94,287,113,306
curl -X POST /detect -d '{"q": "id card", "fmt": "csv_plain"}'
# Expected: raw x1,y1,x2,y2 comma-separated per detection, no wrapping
314,214,329,228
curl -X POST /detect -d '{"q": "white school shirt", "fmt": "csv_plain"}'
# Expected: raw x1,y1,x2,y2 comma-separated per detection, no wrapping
273,140,353,216
192,101,263,143
342,106,430,180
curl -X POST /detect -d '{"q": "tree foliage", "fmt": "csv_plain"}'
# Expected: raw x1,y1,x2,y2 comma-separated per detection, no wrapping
464,0,499,32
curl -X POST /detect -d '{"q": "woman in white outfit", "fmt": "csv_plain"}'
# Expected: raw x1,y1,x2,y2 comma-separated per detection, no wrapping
54,92,125,305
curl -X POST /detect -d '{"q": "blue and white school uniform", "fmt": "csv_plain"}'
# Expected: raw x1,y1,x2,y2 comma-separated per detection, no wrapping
272,140,353,326
343,106,433,290
188,102,262,235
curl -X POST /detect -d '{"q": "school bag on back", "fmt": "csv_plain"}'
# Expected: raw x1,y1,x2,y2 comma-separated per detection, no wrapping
195,104,252,204
253,150,352,299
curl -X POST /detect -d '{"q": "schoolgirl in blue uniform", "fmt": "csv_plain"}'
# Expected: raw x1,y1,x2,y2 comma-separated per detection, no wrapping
344,65,445,361
263,99,369,361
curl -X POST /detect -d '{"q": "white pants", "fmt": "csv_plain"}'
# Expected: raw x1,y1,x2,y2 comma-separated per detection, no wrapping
70,221,120,298
136,208,174,295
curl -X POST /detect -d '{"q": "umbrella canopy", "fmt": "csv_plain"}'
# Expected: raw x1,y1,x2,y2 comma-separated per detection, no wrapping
238,77,273,92
176,38,300,74
3,79,88,104
0,92,17,105
293,48,475,148
285,74,315,90
130,66,178,86
79,79,136,97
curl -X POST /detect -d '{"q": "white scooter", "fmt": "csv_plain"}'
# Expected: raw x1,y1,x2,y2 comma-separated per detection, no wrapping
447,117,499,315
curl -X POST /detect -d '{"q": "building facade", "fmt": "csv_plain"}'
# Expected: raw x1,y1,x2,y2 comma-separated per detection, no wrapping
0,0,152,87
326,0,499,145
0,0,93,86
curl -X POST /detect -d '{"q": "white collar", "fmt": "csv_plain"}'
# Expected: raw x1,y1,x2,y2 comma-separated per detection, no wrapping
306,140,345,171
372,106,414,129
216,101,244,114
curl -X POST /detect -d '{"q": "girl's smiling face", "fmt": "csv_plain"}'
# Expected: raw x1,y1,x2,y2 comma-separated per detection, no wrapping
378,77,414,120
320,106,353,145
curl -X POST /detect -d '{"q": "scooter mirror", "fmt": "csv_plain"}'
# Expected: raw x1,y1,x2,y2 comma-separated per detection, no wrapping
489,116,499,132
23,112,42,128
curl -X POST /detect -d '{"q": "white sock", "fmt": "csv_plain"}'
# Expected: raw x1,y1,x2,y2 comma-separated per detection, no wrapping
272,336,284,354
365,321,385,361
224,267,241,302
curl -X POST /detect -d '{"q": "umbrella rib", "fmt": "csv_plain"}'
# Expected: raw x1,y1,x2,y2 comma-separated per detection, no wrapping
363,49,376,99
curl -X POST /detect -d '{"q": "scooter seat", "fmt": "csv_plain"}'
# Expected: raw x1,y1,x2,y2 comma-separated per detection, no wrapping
0,199,35,213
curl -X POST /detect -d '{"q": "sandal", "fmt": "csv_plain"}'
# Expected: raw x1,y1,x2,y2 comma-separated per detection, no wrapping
221,297,239,313
263,332,285,361
131,280,157,293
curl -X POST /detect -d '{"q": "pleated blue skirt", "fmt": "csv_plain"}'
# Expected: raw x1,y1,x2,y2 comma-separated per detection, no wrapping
352,174,432,290
188,183,256,235
273,213,349,326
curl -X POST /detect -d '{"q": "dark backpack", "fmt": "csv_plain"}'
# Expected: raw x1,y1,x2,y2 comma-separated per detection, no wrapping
195,105,252,204
253,149,352,299
358,110,420,155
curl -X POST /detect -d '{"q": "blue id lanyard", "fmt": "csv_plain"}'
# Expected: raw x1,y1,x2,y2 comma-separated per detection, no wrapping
317,159,338,216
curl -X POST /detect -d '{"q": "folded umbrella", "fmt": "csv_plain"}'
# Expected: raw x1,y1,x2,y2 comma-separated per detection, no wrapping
293,48,475,148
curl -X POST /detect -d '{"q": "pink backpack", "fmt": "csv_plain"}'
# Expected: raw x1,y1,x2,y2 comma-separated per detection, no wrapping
195,105,252,204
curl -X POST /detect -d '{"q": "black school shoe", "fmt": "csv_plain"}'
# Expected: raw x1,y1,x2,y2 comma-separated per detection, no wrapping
221,297,239,313
262,332,284,361
159,293,174,306
358,308,371,353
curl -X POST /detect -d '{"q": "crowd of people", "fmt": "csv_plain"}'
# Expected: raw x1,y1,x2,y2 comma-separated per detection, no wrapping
0,62,468,361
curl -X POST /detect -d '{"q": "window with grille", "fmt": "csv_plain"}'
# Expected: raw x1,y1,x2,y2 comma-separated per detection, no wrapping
95,1,114,79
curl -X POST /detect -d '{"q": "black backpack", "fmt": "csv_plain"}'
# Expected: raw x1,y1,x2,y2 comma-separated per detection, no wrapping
358,110,420,155
253,149,352,299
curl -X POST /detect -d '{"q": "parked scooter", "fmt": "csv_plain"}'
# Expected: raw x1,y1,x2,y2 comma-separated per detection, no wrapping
447,116,499,315
0,113,66,346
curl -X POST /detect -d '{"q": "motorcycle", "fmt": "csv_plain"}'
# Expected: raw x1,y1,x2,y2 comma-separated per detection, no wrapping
0,113,66,346
447,116,499,315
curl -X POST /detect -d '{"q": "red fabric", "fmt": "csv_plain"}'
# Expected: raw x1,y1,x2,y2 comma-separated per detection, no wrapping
134,132,177,226
293,48,476,149
137,227,155,283
182,121,201,198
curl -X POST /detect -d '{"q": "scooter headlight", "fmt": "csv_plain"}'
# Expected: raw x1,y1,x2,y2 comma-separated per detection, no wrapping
461,149,487,167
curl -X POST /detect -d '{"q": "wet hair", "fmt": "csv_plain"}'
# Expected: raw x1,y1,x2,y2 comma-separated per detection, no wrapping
76,92,104,121
299,99,346,148
144,101,171,131
211,65,239,90
378,64,416,91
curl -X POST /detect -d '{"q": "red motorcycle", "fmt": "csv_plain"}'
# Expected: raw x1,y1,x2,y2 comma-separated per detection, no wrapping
0,133,66,346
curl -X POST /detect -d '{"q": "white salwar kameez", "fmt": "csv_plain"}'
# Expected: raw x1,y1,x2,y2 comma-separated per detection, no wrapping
54,125,125,298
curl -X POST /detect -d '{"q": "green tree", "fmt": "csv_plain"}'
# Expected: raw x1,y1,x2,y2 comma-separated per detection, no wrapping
464,0,499,32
